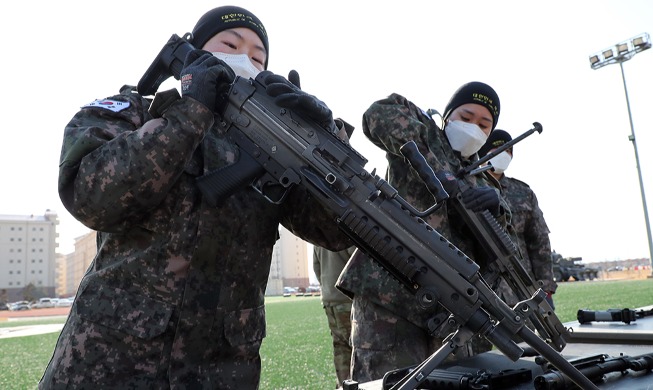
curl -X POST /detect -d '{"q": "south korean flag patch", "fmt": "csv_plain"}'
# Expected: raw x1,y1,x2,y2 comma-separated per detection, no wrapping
82,99,131,112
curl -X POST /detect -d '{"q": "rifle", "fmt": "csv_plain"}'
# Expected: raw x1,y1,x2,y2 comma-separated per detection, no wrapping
399,128,567,354
533,352,653,389
137,33,194,96
137,37,598,389
577,307,653,324
379,365,532,390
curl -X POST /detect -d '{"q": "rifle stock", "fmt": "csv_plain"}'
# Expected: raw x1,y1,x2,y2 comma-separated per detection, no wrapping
193,74,597,389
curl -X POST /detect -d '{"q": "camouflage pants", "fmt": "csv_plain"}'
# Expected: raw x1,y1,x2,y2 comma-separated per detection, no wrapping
323,302,353,388
350,297,492,383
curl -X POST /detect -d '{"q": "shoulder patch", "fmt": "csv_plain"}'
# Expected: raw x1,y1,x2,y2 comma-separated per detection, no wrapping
82,99,131,112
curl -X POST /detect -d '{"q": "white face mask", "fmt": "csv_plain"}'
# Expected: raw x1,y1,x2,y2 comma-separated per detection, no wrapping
444,120,488,158
212,52,261,80
489,150,512,174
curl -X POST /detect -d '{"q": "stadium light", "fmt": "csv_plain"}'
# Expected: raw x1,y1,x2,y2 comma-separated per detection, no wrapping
589,33,653,276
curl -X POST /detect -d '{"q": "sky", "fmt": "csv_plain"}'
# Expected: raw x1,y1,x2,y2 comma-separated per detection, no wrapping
2,0,653,267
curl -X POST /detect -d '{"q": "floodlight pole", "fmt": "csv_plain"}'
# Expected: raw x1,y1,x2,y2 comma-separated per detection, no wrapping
616,61,653,277
590,34,653,276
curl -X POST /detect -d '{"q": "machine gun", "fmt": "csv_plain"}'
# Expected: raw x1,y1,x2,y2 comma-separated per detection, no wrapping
137,36,598,389
197,75,596,389
577,307,653,324
534,352,653,389
399,125,567,354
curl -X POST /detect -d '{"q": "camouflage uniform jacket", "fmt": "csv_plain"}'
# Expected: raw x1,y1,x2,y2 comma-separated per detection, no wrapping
336,93,505,329
499,175,557,293
313,246,356,306
42,86,351,388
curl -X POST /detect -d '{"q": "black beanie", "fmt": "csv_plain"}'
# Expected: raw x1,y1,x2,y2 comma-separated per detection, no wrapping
443,81,500,130
478,129,512,158
190,6,269,69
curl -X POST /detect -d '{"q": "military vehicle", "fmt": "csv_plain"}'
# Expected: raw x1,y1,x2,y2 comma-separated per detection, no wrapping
551,251,600,282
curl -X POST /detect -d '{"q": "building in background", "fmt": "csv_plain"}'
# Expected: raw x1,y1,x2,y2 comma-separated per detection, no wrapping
266,225,310,296
0,210,59,302
57,231,97,297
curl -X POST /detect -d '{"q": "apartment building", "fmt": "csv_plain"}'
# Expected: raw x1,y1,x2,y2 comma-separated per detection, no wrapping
0,210,59,302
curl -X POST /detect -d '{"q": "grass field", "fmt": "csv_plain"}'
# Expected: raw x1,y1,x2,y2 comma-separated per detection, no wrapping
1,279,652,389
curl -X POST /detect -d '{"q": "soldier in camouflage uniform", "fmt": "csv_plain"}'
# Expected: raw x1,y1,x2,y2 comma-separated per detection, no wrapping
40,6,351,389
477,130,557,307
337,82,508,382
313,245,356,388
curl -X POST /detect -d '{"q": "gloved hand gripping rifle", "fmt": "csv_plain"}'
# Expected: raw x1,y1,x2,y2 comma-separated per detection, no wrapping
137,36,597,389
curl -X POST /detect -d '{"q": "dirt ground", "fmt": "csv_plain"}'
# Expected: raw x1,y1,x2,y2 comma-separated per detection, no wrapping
0,306,71,320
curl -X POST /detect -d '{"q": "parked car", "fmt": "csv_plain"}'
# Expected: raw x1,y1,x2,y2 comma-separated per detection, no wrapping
56,297,74,307
10,301,31,311
283,287,297,297
30,297,57,309
0,302,9,311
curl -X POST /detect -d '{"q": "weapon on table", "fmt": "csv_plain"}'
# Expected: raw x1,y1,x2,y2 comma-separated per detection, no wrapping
534,352,653,389
380,365,533,390
577,307,653,324
137,37,597,389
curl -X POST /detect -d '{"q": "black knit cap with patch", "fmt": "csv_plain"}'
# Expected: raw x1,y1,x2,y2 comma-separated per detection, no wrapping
443,81,501,130
478,129,512,158
190,6,269,69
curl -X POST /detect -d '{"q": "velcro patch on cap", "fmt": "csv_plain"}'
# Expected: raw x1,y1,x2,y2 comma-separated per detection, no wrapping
82,99,131,112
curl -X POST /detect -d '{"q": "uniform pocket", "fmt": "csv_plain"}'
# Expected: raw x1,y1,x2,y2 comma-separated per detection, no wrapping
76,281,173,339
223,305,266,346
352,318,397,351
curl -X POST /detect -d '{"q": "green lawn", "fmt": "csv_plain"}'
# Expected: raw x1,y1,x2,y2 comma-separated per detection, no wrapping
1,279,651,389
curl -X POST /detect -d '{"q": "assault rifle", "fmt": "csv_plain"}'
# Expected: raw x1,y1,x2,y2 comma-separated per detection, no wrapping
577,307,653,324
137,36,598,389
534,352,653,389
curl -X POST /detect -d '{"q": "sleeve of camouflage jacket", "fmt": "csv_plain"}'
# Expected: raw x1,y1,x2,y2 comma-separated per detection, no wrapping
362,93,436,163
58,86,214,232
524,188,557,293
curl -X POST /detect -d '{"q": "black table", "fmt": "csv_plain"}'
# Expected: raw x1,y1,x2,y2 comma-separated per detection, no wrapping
354,305,653,389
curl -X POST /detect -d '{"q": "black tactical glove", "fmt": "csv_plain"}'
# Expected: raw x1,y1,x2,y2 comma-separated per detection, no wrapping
434,171,500,216
261,71,337,131
461,186,501,216
180,49,235,112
